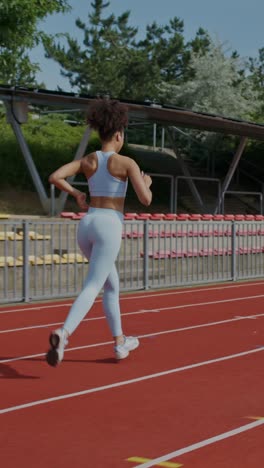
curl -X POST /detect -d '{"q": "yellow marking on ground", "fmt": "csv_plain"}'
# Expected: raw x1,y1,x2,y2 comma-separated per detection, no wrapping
127,456,183,467
247,416,264,420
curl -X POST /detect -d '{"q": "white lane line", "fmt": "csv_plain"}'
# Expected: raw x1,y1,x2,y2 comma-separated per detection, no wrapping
2,293,264,334
1,313,264,364
1,280,264,315
1,347,263,415
135,419,264,468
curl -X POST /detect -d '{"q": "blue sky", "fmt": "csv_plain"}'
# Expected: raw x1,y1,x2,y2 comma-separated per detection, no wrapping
30,0,264,91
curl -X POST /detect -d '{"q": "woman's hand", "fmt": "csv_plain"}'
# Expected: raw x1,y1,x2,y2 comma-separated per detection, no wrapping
141,171,152,188
75,191,89,210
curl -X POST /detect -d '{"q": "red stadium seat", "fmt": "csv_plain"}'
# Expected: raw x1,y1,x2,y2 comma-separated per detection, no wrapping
136,214,152,220
148,230,159,238
150,213,166,220
184,249,199,257
199,248,214,256
188,230,199,237
189,214,202,221
213,229,225,236
124,213,137,220
177,213,190,220
127,231,144,239
251,247,263,253
200,230,213,237
172,230,187,237
164,214,178,220
160,230,173,238
170,250,186,258
60,212,75,218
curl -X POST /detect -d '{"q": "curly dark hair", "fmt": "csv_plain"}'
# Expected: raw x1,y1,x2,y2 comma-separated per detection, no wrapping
87,99,128,141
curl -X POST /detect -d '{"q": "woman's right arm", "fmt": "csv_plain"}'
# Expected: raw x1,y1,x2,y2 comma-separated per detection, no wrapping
127,159,152,206
48,159,89,210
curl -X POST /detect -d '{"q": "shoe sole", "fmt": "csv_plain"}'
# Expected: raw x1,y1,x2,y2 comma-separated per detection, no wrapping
45,333,60,367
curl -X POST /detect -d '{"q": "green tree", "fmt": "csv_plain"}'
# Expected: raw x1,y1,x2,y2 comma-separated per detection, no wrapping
0,0,70,85
44,0,139,97
43,0,210,100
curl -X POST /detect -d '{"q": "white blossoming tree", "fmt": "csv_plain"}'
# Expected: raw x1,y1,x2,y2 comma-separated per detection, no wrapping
160,39,259,120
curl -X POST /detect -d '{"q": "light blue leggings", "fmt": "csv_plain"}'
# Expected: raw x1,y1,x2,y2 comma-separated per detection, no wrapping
63,207,123,337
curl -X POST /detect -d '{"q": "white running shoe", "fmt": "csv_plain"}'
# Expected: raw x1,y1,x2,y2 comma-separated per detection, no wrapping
46,328,68,367
114,336,139,360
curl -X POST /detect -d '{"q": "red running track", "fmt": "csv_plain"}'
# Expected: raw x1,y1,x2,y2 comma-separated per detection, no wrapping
1,280,264,468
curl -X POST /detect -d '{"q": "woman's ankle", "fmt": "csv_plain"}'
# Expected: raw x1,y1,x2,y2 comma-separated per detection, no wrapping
114,334,125,346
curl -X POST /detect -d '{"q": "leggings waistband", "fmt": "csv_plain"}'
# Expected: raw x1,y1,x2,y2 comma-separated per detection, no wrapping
87,207,124,222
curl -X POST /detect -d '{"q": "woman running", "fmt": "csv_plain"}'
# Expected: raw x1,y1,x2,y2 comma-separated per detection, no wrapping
46,98,152,366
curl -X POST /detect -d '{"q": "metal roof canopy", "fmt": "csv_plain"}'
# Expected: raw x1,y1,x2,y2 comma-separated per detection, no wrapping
1,85,264,214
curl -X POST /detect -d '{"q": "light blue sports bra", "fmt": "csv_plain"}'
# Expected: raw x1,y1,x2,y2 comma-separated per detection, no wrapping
87,151,128,198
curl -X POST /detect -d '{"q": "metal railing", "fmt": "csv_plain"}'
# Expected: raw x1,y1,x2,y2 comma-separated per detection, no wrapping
222,191,263,215
1,218,264,304
50,173,175,215
174,176,221,213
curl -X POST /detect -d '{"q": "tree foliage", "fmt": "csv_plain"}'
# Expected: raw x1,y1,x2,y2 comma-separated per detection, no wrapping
0,0,70,85
158,39,262,175
160,40,260,120
248,48,264,120
43,0,210,100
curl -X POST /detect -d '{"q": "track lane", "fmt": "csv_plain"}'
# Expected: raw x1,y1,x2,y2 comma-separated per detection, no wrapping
1,350,264,468
2,282,264,467
1,290,264,359
1,280,264,328
0,312,263,409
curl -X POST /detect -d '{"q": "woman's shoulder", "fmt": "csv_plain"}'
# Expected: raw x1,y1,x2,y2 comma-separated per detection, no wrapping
117,153,135,165
81,152,98,173
82,152,97,163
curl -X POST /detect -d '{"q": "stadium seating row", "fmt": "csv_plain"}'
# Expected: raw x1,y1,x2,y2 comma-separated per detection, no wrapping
60,212,264,221
123,228,264,238
1,246,263,267
1,228,263,241
0,253,88,267
0,231,51,241
140,247,264,259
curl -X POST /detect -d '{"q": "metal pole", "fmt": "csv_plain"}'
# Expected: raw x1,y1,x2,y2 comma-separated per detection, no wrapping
58,125,92,213
231,221,236,281
50,184,55,217
170,177,174,213
153,123,157,151
217,180,221,214
168,127,205,213
22,220,30,302
161,127,165,150
5,102,49,213
174,177,178,213
143,220,149,289
214,137,248,214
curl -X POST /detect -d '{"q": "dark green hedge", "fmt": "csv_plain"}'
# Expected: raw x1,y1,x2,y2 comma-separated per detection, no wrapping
0,113,133,190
